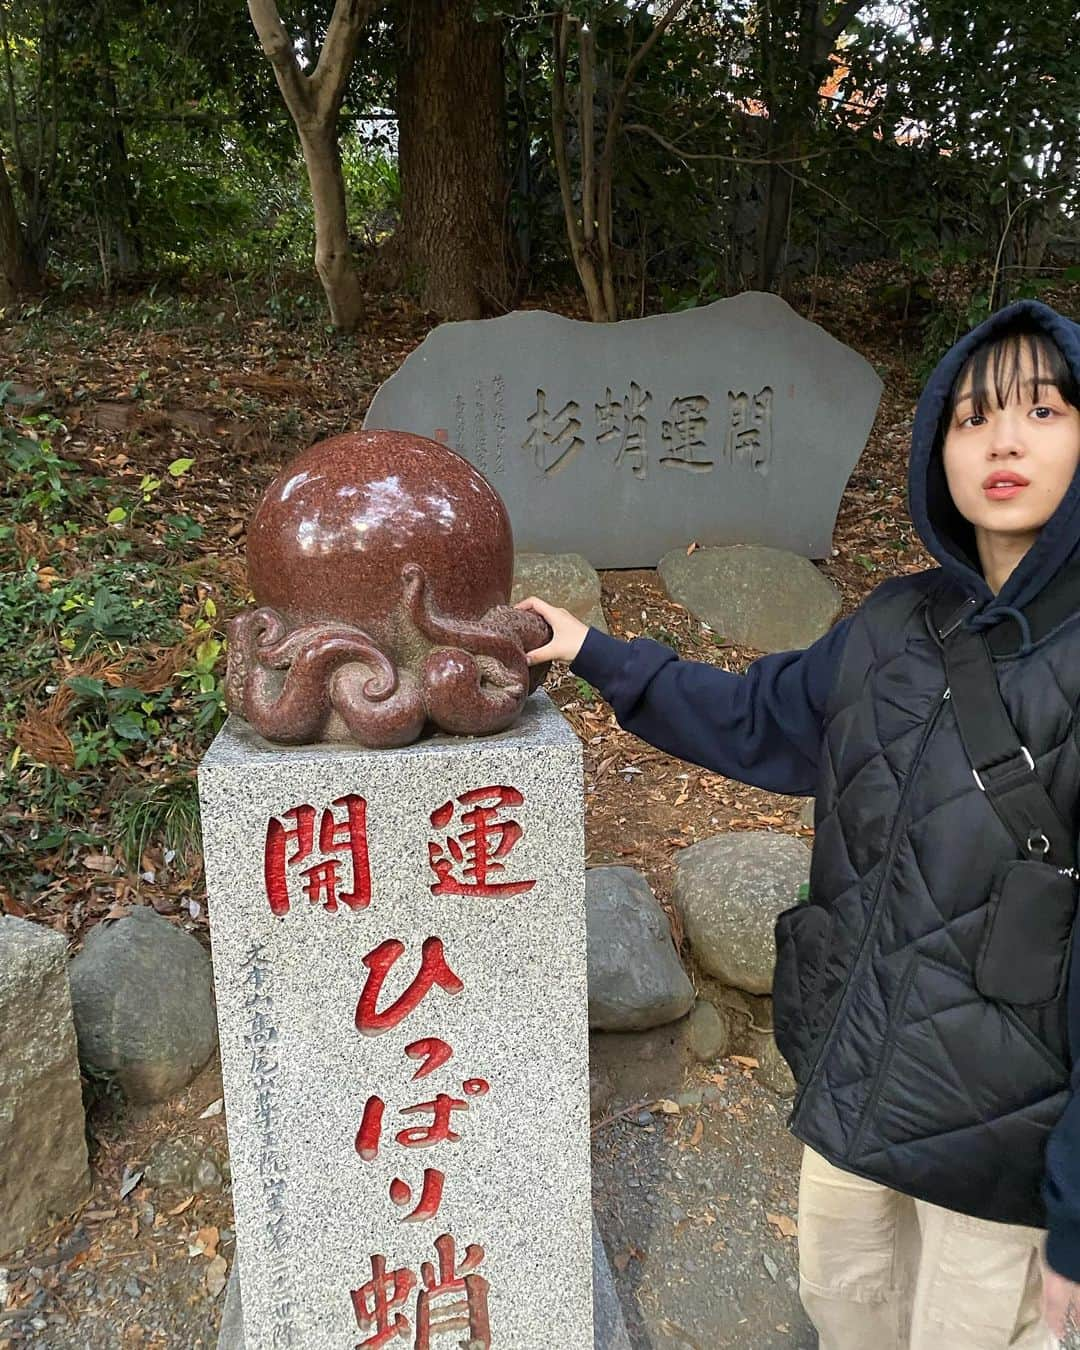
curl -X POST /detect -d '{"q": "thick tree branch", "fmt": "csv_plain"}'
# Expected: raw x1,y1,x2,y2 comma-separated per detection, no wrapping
625,121,840,166
247,0,378,330
551,15,584,261
580,22,595,248
0,5,25,174
551,12,606,320
310,0,384,117
820,0,868,45
596,0,694,318
247,0,310,117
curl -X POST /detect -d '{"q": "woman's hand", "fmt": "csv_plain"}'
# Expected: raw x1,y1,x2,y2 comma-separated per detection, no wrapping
1042,1259,1080,1341
515,596,589,666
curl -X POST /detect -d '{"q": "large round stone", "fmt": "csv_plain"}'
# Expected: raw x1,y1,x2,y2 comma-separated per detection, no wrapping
69,907,218,1104
586,866,694,1030
658,545,840,652
673,833,811,994
512,552,608,633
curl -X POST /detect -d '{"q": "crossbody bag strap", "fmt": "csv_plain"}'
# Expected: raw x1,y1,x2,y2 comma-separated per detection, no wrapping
935,605,1073,865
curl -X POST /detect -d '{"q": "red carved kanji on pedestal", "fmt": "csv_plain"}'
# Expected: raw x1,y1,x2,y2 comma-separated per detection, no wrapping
351,1236,490,1350
350,1254,415,1349
264,794,371,916
355,938,463,1037
428,786,536,897
415,1234,491,1350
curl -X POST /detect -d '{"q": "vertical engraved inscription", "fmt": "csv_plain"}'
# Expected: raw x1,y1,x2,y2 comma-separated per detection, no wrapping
242,943,298,1346
491,374,506,475
473,379,488,473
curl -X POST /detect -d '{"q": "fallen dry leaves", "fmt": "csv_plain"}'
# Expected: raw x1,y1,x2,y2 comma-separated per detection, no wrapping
766,1212,799,1239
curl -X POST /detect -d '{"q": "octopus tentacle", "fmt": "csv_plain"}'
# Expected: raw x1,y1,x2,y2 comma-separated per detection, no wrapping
226,609,399,744
331,665,426,749
401,562,534,735
420,647,526,737
402,564,527,678
224,608,282,713
255,622,397,702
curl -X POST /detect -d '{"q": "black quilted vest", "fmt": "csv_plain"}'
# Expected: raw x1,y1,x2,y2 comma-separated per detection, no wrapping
774,570,1080,1227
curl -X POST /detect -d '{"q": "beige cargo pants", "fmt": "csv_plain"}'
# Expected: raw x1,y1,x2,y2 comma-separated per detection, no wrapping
798,1147,1058,1349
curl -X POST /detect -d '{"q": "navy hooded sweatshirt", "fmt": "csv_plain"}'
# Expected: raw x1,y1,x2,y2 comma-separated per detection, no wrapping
571,299,1080,1275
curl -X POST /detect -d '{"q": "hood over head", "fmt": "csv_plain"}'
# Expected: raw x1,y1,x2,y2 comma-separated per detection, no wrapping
908,299,1080,625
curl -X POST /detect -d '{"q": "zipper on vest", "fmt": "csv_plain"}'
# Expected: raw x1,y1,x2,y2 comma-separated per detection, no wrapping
789,684,952,1133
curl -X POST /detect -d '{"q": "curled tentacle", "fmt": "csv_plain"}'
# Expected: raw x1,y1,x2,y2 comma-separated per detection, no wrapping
225,608,284,713
421,646,527,737
402,564,527,675
330,664,426,749
226,609,399,744
481,603,552,693
253,622,397,702
401,563,532,721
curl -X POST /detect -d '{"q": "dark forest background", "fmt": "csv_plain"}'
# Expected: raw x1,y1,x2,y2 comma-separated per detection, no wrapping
1,1,1076,344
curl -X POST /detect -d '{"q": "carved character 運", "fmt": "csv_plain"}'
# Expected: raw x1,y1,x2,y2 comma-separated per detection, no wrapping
225,430,551,748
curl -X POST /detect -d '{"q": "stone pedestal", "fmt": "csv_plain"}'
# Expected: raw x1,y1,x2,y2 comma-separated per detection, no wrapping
199,692,597,1348
0,917,90,1255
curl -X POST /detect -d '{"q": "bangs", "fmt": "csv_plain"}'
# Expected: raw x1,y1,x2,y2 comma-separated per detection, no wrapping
948,325,1080,420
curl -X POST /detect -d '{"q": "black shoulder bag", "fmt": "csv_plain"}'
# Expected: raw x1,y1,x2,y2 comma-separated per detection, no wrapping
933,587,1079,1007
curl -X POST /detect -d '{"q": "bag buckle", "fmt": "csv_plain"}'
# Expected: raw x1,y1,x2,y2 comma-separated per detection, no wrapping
1026,831,1051,859
972,745,1034,792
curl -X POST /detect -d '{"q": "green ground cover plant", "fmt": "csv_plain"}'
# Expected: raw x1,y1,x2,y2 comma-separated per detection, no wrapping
0,382,226,904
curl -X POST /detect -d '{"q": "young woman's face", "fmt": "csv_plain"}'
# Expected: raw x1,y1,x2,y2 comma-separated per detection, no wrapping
943,343,1080,547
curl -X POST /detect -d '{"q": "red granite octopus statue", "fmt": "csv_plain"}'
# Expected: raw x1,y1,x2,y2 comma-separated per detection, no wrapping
224,430,550,748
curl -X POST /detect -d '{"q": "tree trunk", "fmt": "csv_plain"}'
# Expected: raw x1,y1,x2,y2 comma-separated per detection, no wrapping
396,0,511,320
300,123,365,330
248,0,379,332
754,0,867,291
0,158,40,303
755,123,800,292
94,2,142,275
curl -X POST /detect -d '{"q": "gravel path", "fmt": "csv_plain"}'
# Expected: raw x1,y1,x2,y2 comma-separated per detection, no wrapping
592,1057,814,1350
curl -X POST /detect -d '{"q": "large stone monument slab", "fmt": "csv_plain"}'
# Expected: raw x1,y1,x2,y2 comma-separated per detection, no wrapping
199,693,594,1348
0,916,91,1254
363,292,882,568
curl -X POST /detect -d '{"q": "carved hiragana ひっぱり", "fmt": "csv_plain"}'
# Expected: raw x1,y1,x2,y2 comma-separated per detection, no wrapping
351,928,495,1236
225,430,551,748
